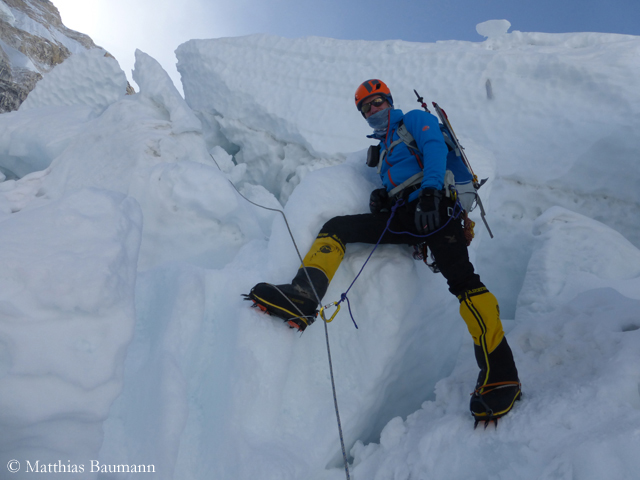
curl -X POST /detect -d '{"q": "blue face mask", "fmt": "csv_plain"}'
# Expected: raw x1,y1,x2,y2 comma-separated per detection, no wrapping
366,107,390,134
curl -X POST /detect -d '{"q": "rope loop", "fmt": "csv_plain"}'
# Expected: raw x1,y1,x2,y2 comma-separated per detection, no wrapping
333,194,464,330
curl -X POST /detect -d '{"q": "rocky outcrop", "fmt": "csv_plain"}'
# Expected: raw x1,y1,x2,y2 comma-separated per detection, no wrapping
0,0,131,113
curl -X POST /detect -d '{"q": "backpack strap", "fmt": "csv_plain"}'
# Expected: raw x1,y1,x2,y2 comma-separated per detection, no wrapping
396,120,460,154
388,172,423,198
387,120,434,199
381,136,408,158
396,120,420,152
378,121,415,174
383,119,459,199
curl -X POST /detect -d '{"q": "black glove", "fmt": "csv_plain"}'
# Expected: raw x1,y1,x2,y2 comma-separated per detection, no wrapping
369,188,390,214
415,188,444,234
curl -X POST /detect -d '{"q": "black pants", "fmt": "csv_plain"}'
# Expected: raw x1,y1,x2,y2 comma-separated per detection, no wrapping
319,199,483,298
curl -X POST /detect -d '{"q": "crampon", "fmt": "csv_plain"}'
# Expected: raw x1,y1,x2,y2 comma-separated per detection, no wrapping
470,381,522,429
243,283,318,332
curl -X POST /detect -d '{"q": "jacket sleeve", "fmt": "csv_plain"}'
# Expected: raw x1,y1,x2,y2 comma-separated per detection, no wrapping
403,110,448,190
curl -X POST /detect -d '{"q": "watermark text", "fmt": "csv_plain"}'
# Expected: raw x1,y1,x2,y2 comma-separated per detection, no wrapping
7,459,156,474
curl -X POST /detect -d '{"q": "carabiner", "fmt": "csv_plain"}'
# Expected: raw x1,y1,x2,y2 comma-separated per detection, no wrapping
319,301,341,323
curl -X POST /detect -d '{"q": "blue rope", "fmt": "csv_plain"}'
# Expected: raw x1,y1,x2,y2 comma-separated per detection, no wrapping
336,194,464,328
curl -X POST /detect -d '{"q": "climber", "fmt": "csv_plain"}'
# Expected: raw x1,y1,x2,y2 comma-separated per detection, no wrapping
246,79,521,426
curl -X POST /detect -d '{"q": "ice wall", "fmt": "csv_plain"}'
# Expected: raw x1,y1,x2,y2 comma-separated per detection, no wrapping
0,189,141,479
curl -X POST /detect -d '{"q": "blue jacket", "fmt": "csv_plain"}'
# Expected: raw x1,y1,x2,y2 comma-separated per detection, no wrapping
369,108,449,202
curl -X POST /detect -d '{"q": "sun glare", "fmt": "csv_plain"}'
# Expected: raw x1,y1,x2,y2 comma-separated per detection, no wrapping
52,0,100,34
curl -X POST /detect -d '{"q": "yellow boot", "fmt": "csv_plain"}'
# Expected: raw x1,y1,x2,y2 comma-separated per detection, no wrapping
247,234,345,331
459,288,521,426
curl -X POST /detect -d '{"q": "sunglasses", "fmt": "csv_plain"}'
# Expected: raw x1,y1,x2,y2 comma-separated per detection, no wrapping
360,97,387,114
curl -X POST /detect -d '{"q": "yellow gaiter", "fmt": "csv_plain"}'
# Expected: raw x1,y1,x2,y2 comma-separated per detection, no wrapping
300,233,345,282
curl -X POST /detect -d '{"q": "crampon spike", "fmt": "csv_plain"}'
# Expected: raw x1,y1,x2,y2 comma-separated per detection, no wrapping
473,417,499,430
287,320,304,331
243,293,311,332
244,295,269,314
255,302,268,313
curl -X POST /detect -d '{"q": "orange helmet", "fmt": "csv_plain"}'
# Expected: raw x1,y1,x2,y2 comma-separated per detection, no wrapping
354,79,393,112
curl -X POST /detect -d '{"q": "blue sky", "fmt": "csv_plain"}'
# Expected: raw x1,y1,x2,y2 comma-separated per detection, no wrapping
52,0,640,92
249,0,640,43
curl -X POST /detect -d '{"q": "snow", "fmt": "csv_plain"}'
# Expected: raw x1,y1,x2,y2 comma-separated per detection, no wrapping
0,2,15,26
0,188,141,474
132,50,202,135
1,23,640,480
476,19,511,38
0,39,37,72
19,48,127,113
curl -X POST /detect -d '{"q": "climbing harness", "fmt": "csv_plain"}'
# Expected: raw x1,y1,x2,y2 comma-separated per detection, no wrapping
325,190,465,328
